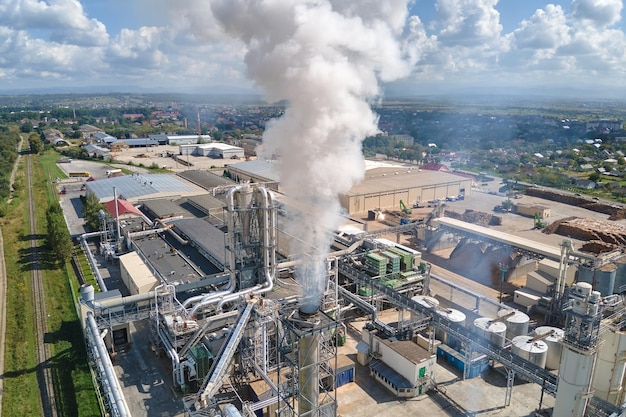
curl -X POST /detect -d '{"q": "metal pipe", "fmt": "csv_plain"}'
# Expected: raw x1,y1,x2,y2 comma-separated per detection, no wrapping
86,312,131,417
114,187,121,246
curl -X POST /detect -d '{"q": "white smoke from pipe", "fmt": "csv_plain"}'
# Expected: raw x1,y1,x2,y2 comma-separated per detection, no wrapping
208,0,412,313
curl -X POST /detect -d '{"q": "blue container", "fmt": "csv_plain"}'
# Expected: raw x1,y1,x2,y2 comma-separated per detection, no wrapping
336,367,354,388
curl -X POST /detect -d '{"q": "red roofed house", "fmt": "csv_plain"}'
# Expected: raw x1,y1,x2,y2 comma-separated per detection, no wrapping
105,199,143,220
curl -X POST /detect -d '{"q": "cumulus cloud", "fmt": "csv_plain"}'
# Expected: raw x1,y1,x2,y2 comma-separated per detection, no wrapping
0,0,625,93
570,0,622,27
0,0,108,46
434,0,502,46
511,5,570,50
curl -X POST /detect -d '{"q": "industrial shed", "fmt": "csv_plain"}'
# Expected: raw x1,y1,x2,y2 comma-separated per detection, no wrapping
225,160,281,191
118,251,159,295
85,174,203,203
339,167,472,215
179,143,244,159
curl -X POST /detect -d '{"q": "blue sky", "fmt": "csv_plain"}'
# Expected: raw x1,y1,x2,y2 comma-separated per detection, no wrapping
0,0,624,97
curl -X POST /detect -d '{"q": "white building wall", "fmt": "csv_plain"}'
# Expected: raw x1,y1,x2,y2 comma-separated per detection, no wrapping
376,340,419,384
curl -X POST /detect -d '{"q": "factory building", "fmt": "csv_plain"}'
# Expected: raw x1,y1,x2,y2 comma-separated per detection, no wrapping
179,143,245,159
85,173,205,203
340,167,472,215
149,134,213,145
361,326,436,397
225,160,472,215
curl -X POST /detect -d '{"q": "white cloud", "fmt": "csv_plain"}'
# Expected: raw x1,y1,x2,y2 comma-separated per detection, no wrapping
434,0,502,46
511,5,570,50
0,0,624,94
570,0,622,27
0,0,108,46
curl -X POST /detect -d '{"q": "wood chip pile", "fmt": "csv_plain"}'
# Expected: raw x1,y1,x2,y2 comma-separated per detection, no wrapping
544,217,626,252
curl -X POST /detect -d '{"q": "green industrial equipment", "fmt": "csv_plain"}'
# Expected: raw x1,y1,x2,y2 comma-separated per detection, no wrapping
399,200,412,214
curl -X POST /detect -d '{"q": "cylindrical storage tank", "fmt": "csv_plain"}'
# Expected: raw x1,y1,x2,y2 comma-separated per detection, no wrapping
553,347,596,417
511,335,548,369
497,310,530,341
410,295,439,320
592,328,626,405
80,284,95,303
435,308,466,349
534,326,565,370
614,255,626,294
473,318,506,347
594,263,617,296
576,264,594,285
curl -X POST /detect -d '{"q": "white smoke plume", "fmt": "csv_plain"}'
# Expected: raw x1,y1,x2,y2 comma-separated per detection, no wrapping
208,0,412,313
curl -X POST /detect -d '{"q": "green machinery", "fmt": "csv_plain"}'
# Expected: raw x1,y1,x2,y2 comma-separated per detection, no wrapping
534,212,546,229
399,200,412,214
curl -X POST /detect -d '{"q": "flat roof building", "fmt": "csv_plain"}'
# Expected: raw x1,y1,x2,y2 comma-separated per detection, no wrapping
341,167,472,215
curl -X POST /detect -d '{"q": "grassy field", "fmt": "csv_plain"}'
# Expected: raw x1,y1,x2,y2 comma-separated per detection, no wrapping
1,149,101,416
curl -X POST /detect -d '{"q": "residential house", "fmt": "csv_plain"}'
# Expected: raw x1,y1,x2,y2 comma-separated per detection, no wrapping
575,179,596,190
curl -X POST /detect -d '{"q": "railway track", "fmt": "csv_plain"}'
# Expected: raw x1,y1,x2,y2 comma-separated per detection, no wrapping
26,155,57,417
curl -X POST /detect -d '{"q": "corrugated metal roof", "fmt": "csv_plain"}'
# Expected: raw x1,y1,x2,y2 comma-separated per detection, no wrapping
112,138,158,146
138,199,193,219
177,170,235,189
377,335,433,364
86,174,196,202
228,160,280,182
369,359,414,389
186,194,225,212
170,218,226,266
346,167,472,196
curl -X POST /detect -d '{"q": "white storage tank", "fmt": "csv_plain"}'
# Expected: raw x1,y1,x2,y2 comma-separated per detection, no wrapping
473,317,506,347
592,328,626,405
435,308,466,349
498,309,530,340
533,326,565,370
511,335,548,369
412,295,440,308
410,295,439,320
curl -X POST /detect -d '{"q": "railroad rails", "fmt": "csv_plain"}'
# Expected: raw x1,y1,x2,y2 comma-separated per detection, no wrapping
26,155,57,417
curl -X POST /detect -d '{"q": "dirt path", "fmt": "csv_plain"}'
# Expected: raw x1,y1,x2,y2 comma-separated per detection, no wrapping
7,136,23,204
0,135,23,415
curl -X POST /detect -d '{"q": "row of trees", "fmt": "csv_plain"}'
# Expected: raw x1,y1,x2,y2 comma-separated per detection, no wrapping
0,128,20,216
45,202,73,265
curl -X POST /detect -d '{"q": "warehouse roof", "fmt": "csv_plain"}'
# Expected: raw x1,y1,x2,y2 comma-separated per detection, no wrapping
111,138,158,147
85,174,199,203
170,218,226,268
138,198,193,220
227,160,279,182
177,170,236,190
345,167,471,196
186,194,225,213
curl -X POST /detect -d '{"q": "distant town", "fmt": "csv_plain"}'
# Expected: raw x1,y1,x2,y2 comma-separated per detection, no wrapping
2,93,626,203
